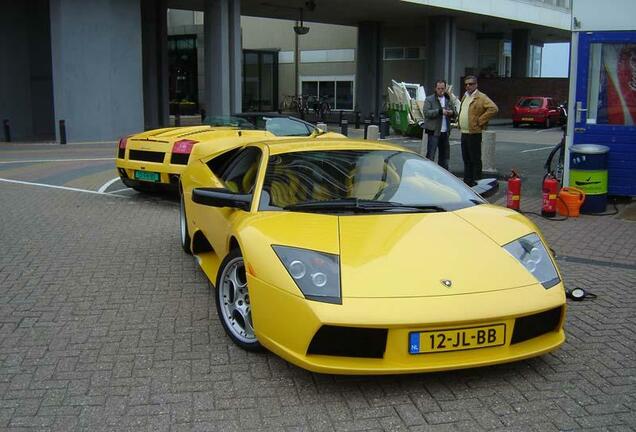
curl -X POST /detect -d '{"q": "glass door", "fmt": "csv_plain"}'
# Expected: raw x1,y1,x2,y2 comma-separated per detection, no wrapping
242,50,278,112
573,31,636,196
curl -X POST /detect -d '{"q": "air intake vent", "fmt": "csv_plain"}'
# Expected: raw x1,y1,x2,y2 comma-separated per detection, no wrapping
307,325,387,358
170,153,190,165
511,307,562,345
129,150,165,163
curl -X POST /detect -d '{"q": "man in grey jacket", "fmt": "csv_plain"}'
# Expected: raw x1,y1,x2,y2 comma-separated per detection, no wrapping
422,80,457,170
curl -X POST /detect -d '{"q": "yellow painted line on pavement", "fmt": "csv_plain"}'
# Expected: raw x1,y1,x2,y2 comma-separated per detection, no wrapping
0,177,128,198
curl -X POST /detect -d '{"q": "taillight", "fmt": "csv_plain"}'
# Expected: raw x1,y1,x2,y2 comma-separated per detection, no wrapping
172,139,198,154
118,136,130,158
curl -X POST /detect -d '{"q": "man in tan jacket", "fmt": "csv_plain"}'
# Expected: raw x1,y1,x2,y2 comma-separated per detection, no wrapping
458,76,498,186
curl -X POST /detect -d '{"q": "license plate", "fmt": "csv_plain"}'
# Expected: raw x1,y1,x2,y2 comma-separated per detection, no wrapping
522,117,533,121
409,324,506,354
134,170,160,182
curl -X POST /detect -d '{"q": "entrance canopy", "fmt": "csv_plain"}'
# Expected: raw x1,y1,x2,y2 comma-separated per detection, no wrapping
170,0,571,42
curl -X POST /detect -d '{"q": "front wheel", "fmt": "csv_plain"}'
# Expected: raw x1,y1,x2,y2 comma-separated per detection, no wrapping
179,192,192,254
215,250,261,351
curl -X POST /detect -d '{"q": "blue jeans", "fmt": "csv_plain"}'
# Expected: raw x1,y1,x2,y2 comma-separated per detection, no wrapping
426,132,450,170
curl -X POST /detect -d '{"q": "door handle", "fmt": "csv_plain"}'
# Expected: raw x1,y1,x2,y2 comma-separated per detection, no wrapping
575,101,587,123
574,127,586,132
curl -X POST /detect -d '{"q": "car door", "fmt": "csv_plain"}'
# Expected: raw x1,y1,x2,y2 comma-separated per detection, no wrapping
547,98,559,123
196,147,262,258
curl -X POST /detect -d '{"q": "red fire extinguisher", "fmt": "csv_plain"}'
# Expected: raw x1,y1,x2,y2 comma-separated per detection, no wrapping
507,170,521,211
542,173,560,217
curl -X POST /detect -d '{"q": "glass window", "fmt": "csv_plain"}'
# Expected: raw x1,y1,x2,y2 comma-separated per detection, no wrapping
319,81,335,107
404,47,421,59
259,150,480,211
519,98,544,108
302,81,318,98
219,147,261,194
587,43,636,125
336,81,353,110
384,48,404,60
264,117,311,136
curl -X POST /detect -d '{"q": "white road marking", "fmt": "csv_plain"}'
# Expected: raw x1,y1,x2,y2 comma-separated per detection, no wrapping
0,177,128,198
108,188,134,194
536,127,561,133
0,157,114,165
98,177,121,193
521,146,554,153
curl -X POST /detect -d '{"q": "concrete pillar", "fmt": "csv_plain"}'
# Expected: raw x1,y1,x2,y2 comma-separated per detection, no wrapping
49,0,144,142
482,130,497,175
0,0,54,141
204,0,231,117
228,0,242,114
355,22,383,119
141,0,169,129
511,29,530,78
426,16,457,90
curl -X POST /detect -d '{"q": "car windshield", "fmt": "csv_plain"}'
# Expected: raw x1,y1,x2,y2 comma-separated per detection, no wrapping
259,150,483,213
206,116,256,129
519,98,543,108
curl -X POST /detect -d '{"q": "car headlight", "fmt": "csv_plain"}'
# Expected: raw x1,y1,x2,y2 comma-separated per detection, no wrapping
272,245,341,304
503,233,560,289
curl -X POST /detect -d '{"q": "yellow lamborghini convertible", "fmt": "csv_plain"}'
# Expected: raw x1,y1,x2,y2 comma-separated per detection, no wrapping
115,114,343,192
179,138,566,374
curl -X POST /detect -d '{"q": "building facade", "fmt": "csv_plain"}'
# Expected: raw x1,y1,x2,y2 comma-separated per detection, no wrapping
1,0,571,142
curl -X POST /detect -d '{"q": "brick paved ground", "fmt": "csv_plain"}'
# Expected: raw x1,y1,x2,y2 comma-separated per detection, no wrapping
1,181,634,431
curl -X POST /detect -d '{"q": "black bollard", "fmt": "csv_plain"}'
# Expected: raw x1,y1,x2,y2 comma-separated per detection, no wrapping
380,118,387,139
200,108,206,123
3,119,10,142
340,119,348,136
355,111,360,129
59,120,67,144
363,119,371,139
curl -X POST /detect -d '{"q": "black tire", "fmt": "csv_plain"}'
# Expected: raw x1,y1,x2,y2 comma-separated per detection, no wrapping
179,192,192,255
215,249,262,351
513,122,519,128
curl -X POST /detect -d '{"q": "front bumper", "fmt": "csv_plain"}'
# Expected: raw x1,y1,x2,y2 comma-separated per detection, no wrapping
250,276,566,375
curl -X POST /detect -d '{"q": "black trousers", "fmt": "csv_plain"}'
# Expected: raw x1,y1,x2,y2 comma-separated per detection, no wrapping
460,133,482,186
425,131,450,170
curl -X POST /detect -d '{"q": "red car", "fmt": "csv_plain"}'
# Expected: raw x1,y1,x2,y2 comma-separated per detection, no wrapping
512,97,562,128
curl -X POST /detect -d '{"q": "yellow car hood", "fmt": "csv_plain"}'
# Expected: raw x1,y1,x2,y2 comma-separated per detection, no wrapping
338,211,538,298
245,207,539,300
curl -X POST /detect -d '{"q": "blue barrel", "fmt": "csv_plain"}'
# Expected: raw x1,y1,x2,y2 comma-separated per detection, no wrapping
569,144,610,214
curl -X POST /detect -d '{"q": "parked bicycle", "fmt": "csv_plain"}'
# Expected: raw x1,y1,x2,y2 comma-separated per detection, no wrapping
306,95,331,121
545,125,567,184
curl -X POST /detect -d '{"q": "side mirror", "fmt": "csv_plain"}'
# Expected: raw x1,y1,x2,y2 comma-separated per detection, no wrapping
471,178,499,198
192,188,251,210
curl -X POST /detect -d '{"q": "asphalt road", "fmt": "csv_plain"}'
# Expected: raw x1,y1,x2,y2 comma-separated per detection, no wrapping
1,126,635,431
